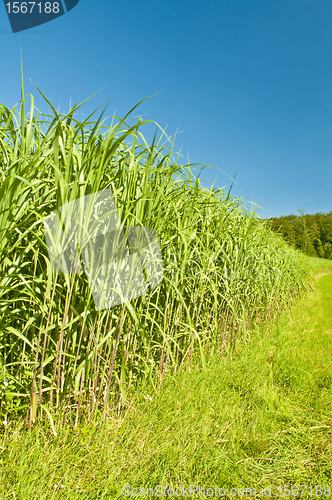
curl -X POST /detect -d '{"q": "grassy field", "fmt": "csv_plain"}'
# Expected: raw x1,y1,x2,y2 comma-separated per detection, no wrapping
1,262,332,498
1,67,332,498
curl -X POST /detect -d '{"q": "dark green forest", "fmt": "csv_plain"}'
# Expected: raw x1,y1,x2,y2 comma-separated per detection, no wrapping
263,210,332,260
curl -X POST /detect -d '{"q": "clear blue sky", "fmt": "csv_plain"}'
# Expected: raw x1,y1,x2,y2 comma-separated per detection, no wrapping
1,0,332,219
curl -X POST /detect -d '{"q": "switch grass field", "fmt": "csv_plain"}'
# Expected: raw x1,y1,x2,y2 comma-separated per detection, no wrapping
2,64,332,497
0,64,319,431
1,266,332,498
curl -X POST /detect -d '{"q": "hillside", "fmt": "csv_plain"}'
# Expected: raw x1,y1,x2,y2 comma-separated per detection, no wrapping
264,211,332,260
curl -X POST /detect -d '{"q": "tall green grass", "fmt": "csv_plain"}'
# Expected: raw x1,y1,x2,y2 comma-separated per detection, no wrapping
0,66,316,432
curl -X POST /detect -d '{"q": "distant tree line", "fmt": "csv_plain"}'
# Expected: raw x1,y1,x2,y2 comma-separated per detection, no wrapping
263,211,332,260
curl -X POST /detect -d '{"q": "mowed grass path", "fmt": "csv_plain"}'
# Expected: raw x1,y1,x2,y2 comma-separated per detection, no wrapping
1,271,332,499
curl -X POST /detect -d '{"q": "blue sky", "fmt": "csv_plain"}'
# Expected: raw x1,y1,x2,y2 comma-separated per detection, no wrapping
1,0,332,219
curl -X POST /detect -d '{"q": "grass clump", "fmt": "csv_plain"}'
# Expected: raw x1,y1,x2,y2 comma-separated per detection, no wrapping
0,65,326,433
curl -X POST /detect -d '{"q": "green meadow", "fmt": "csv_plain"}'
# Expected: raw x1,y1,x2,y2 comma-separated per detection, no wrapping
1,69,332,498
